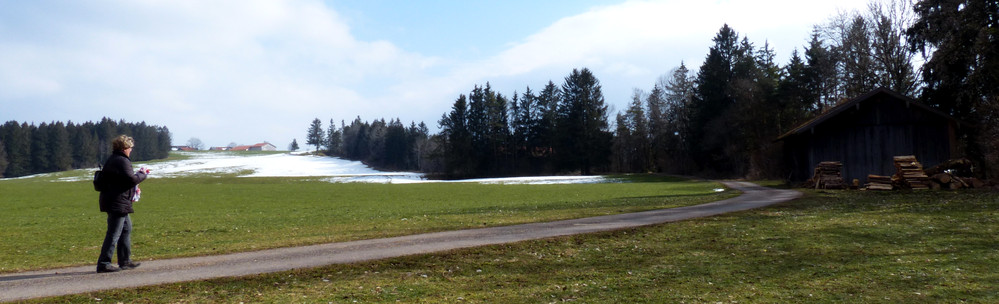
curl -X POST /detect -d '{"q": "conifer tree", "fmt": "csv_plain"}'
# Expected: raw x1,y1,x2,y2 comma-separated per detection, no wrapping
306,118,323,152
0,139,7,177
326,119,342,156
49,121,72,171
557,68,611,174
438,95,473,177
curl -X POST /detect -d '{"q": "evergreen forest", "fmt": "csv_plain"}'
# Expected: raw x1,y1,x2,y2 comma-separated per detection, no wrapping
0,118,171,178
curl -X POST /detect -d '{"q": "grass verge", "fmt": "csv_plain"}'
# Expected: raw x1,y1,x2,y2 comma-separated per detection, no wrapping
30,188,998,303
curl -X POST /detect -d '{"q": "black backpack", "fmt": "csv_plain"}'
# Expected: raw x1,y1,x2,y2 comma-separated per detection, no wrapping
93,165,105,192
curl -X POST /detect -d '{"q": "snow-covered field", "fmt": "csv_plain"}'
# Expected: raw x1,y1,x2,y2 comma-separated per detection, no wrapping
124,152,611,185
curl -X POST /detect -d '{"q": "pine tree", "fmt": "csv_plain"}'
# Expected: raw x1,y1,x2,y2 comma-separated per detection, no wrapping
70,122,98,168
658,63,697,174
306,118,323,152
438,95,473,177
30,123,51,173
49,121,72,171
0,139,7,177
804,32,840,112
691,24,740,176
484,85,510,175
326,119,342,156
535,81,561,172
289,139,300,151
558,68,611,175
1,122,31,177
613,90,650,173
842,15,877,97
778,50,814,132
383,119,408,170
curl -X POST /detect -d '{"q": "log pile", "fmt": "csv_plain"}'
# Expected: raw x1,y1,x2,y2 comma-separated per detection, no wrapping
811,161,846,189
893,155,930,190
924,158,973,176
928,173,995,190
865,174,893,190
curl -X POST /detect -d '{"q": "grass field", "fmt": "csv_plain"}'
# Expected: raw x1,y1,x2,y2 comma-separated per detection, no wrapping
27,187,997,303
0,172,729,272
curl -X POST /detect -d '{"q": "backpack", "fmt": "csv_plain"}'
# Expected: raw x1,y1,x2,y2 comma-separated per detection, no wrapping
93,165,105,192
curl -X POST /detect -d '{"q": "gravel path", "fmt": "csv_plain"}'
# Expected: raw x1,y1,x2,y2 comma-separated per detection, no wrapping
0,181,800,302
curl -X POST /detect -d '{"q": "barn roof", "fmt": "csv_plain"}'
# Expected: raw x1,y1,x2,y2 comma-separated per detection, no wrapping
776,88,957,141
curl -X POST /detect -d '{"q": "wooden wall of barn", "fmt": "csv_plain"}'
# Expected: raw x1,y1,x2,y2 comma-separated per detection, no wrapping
784,94,956,183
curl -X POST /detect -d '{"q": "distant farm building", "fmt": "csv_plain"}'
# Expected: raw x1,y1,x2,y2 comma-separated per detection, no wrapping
228,142,277,152
777,88,961,183
171,146,197,151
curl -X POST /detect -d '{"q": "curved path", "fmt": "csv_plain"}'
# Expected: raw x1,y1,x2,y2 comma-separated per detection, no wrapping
0,181,800,302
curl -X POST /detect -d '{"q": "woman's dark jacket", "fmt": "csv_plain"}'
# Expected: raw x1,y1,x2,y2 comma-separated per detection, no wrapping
99,150,147,214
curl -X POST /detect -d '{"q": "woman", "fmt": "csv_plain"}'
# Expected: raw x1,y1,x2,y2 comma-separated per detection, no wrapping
96,135,149,273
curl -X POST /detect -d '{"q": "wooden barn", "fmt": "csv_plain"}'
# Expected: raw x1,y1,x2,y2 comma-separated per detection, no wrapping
777,88,961,183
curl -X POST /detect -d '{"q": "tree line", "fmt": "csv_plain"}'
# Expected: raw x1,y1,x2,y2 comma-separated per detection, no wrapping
305,68,612,178
0,118,171,178
305,117,434,172
305,0,996,179
437,68,611,177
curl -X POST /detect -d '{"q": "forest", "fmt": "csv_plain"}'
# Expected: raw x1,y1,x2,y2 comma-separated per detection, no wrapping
0,118,171,178
307,0,997,180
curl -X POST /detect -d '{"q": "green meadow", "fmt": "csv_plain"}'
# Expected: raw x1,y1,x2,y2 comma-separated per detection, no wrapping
5,156,997,303
32,186,999,303
0,170,729,272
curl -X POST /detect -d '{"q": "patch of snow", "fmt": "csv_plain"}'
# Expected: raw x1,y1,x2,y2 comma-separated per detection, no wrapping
119,152,608,185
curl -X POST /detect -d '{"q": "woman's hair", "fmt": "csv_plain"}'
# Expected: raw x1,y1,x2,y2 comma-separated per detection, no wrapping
112,135,135,151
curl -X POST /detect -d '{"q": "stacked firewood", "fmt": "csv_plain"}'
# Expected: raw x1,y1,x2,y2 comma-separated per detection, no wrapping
923,158,995,190
893,155,931,190
865,174,893,190
928,172,969,190
928,172,993,190
811,161,846,189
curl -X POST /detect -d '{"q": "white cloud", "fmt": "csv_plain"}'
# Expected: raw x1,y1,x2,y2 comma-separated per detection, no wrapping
0,0,440,147
396,0,871,116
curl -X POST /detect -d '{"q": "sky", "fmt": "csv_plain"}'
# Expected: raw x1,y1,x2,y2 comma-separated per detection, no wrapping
0,0,872,149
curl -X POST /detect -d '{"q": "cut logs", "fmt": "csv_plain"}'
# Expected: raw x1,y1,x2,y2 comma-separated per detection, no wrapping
865,175,893,190
893,155,930,190
811,161,846,189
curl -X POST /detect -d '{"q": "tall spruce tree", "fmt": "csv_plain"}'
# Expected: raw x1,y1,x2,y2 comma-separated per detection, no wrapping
326,119,342,156
306,118,323,152
0,139,7,177
777,50,814,132
557,68,611,175
535,81,561,172
659,63,697,174
438,95,473,177
842,15,878,97
49,121,72,171
30,123,51,173
691,24,740,176
804,32,840,112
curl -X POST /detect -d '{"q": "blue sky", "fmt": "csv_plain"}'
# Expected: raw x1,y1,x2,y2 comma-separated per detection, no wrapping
0,0,871,149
